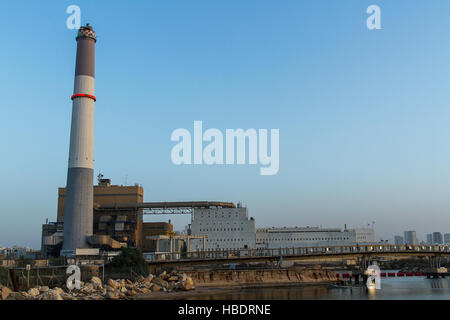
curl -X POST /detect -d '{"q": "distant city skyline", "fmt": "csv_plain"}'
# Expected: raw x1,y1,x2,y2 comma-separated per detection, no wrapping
2,1,450,248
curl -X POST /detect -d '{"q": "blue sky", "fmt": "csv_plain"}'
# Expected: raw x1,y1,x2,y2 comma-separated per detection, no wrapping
1,1,450,248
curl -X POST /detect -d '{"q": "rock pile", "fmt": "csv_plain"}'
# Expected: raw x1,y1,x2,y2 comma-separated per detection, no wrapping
1,271,195,300
0,285,12,300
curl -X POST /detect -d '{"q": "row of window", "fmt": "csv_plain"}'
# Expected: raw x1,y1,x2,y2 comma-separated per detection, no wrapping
257,237,350,242
206,239,246,242
198,214,240,218
198,222,246,226
193,246,250,251
199,228,245,232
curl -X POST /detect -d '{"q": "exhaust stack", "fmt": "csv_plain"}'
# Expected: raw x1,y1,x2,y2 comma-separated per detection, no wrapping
62,24,97,254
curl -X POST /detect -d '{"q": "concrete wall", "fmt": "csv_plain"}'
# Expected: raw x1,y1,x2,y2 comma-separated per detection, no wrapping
186,268,339,287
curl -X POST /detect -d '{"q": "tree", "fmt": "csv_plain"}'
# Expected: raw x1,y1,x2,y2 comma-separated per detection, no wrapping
107,248,148,277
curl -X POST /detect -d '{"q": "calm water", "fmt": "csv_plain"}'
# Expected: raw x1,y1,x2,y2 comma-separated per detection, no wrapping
190,277,450,300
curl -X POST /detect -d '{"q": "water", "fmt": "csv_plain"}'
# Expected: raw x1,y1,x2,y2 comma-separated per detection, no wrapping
190,277,450,300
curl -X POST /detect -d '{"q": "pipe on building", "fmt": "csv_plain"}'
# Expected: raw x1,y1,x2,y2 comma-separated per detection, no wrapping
98,201,236,210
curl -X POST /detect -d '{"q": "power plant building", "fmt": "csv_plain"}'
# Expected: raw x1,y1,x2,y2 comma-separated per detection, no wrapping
189,205,256,251
42,178,175,257
58,177,144,249
188,205,375,250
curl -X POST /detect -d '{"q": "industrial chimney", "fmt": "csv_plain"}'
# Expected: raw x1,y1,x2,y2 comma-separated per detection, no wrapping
62,24,97,255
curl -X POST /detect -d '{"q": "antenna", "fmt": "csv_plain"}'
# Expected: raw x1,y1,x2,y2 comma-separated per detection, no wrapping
97,172,103,184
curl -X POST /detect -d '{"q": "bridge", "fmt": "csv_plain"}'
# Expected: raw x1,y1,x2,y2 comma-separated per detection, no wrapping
96,201,236,215
145,244,450,273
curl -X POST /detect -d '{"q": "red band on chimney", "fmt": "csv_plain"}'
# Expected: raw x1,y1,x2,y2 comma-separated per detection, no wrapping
71,94,97,102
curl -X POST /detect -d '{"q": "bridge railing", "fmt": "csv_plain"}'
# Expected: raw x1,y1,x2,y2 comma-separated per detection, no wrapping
145,244,450,262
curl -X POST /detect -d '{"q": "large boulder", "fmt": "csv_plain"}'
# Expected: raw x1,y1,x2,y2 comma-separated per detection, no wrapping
159,271,169,280
0,286,12,300
182,277,195,291
167,282,177,292
167,276,179,282
53,287,65,296
152,277,165,286
39,286,49,293
27,288,40,297
151,284,161,292
126,289,137,296
90,276,103,289
6,292,28,300
107,279,120,289
80,283,96,295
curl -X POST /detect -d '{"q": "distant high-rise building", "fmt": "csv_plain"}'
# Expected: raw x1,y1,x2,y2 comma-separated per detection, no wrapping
426,234,432,245
394,236,404,245
404,231,417,245
444,233,450,244
432,232,443,244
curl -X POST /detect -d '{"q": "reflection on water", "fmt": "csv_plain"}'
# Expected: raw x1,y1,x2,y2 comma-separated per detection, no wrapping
189,277,450,300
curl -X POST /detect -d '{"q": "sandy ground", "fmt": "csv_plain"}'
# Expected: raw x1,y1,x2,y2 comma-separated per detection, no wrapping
133,287,238,300
133,281,336,300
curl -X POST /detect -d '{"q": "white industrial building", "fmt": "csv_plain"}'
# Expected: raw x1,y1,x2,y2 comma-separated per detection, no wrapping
256,227,354,248
188,204,375,251
353,228,375,243
256,227,375,249
189,205,256,251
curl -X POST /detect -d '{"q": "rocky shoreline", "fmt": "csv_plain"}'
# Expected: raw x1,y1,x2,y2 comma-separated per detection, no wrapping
0,271,195,300
0,268,338,300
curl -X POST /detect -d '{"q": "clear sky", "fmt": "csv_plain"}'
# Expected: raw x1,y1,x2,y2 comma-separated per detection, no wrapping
1,1,450,248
